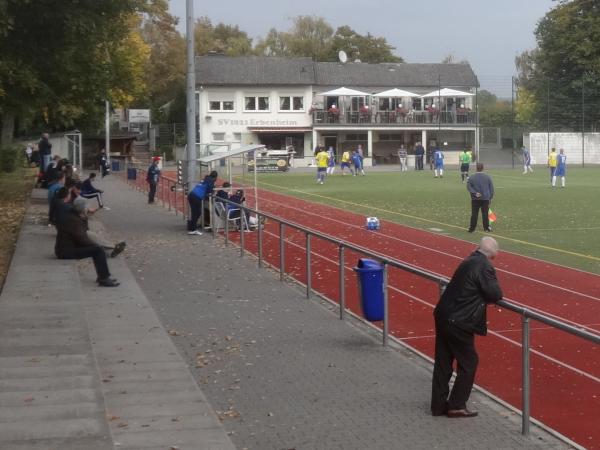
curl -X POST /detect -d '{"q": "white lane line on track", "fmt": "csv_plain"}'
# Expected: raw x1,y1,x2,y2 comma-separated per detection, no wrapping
255,195,600,305
254,227,600,384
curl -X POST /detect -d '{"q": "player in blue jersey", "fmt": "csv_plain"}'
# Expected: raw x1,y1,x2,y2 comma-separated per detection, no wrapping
433,147,444,178
326,146,336,175
553,148,567,188
351,150,365,176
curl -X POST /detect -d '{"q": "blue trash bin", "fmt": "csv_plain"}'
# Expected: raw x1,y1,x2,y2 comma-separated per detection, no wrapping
353,258,384,321
127,167,137,180
111,160,120,172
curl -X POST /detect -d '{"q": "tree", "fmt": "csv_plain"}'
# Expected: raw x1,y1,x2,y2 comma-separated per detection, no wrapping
254,28,291,57
140,4,185,111
194,17,253,56
328,26,403,63
284,16,334,61
0,0,163,143
514,0,600,131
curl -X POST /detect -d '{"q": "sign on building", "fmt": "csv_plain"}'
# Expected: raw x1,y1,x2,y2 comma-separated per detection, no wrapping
129,109,151,123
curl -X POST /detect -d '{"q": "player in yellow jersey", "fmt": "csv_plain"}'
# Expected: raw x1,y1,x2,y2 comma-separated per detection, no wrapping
340,150,353,176
547,148,557,185
315,147,329,184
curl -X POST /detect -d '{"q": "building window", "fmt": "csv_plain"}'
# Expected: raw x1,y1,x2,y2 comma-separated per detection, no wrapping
279,96,304,111
245,96,270,111
346,133,368,141
233,132,242,141
212,132,225,141
209,100,235,112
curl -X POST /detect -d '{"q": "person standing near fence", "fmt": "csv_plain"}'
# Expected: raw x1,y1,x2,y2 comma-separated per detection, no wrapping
553,148,567,188
187,170,218,235
547,148,557,185
99,148,110,178
431,236,503,418
522,146,533,174
38,133,52,172
414,142,425,170
146,157,161,204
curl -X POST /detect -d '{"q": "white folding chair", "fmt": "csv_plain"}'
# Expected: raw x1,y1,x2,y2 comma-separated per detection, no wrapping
214,202,249,232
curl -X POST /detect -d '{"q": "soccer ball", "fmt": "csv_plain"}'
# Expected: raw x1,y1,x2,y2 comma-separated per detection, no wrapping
366,217,380,230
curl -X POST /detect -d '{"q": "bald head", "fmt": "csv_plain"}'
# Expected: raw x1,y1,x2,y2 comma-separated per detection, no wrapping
478,236,499,259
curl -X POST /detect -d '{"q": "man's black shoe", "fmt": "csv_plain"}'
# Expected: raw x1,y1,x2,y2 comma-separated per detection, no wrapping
447,408,478,418
484,227,492,232
467,229,475,233
98,277,120,287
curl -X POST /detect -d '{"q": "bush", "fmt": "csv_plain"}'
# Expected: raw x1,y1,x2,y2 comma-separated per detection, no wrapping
0,146,19,173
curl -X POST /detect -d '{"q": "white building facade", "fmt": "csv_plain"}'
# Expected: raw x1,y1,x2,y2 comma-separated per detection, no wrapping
196,56,480,167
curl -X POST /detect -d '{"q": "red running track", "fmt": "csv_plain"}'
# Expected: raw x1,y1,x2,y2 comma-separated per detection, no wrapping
129,173,600,448
238,188,599,449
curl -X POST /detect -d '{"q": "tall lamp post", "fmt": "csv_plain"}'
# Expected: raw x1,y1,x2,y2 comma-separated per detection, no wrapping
186,0,197,186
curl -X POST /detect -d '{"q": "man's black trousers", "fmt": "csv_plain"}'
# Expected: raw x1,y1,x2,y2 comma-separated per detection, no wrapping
469,199,490,231
57,246,110,280
148,182,157,203
431,317,479,414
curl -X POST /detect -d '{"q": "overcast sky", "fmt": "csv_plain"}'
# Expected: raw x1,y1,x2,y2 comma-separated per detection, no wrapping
169,0,555,98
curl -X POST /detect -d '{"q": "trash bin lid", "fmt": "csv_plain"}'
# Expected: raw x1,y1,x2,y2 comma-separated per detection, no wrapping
356,258,383,271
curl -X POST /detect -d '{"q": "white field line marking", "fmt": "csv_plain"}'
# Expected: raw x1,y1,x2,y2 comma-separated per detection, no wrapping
254,227,600,384
255,195,600,305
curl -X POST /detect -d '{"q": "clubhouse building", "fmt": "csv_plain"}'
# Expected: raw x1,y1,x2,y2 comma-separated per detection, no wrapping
196,55,479,166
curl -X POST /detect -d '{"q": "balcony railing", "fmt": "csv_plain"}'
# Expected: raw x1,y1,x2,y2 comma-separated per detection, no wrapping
312,109,477,126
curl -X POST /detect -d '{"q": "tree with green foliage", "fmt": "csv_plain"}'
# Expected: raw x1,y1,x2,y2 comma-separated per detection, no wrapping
515,0,600,131
194,17,253,56
255,16,403,63
0,0,163,144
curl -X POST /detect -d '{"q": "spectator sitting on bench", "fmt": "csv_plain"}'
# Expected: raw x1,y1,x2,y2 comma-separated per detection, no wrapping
54,194,119,287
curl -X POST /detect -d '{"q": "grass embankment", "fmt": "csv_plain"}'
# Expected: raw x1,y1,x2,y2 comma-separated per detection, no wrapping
0,164,36,290
248,167,600,274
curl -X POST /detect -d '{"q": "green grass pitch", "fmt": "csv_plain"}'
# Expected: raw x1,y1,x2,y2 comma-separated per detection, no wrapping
248,167,600,274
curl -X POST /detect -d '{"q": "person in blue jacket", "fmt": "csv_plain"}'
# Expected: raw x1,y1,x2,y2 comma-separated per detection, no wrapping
187,171,218,235
146,157,161,203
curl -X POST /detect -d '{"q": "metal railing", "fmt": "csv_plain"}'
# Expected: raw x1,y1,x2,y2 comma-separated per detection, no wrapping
125,173,600,440
208,196,600,439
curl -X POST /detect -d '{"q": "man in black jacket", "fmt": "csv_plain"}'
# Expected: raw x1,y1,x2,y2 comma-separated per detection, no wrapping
55,196,119,287
431,237,503,418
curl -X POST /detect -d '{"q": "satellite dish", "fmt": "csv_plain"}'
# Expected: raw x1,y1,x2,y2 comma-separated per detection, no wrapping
338,50,347,64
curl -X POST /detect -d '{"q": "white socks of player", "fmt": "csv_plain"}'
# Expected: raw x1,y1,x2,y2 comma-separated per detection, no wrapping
434,169,443,178
552,175,556,187
561,177,565,187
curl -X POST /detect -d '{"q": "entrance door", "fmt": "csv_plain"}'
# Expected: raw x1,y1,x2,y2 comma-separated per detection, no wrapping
324,136,337,156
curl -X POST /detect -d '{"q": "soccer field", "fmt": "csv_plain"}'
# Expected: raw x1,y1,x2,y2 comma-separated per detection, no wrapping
248,167,600,274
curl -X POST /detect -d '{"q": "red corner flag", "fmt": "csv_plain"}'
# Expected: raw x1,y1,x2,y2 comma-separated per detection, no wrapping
488,208,497,223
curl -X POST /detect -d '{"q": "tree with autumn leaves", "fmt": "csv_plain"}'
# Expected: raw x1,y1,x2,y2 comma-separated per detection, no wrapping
0,8,403,143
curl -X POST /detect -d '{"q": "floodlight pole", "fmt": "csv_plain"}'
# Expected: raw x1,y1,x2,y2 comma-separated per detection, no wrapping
105,100,111,165
185,0,197,186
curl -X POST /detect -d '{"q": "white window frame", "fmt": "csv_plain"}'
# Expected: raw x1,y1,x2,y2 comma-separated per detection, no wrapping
208,100,235,112
244,95,270,112
212,132,226,142
279,95,304,112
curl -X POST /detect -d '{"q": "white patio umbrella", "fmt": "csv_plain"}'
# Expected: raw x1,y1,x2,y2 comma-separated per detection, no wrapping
420,88,474,98
317,87,370,96
373,88,419,98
